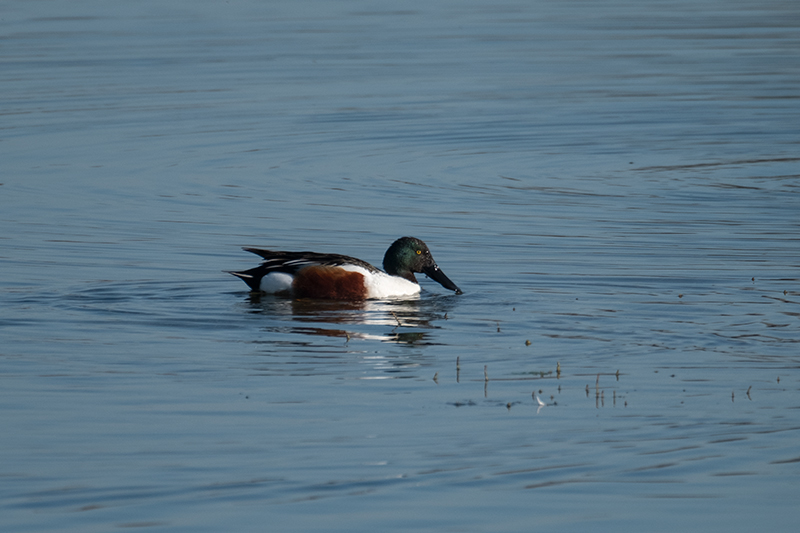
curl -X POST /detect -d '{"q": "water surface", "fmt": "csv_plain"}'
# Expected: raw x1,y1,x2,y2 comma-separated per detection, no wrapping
2,1,799,531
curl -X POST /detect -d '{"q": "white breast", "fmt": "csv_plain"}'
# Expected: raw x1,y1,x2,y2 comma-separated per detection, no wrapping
340,265,420,299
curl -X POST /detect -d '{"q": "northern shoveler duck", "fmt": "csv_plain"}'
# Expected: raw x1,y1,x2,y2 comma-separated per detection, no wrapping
230,236,462,300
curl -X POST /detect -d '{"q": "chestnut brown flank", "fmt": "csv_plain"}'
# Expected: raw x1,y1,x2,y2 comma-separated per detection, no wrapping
292,266,367,300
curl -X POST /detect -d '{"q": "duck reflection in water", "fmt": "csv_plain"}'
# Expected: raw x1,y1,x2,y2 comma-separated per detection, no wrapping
244,292,457,345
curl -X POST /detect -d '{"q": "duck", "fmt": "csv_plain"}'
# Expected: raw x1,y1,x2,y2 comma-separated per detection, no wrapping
229,236,462,300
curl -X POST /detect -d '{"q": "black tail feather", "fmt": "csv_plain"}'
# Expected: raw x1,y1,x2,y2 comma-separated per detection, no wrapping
227,267,264,292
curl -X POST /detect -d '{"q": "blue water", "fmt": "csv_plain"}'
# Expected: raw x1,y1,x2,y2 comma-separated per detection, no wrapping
2,1,799,531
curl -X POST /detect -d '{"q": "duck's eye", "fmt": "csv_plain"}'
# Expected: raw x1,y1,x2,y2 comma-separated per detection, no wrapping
415,250,422,255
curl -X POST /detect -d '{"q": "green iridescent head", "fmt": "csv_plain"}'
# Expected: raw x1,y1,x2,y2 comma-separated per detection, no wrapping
383,237,462,294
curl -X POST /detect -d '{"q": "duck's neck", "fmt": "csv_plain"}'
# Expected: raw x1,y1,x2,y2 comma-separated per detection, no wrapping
386,267,417,284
